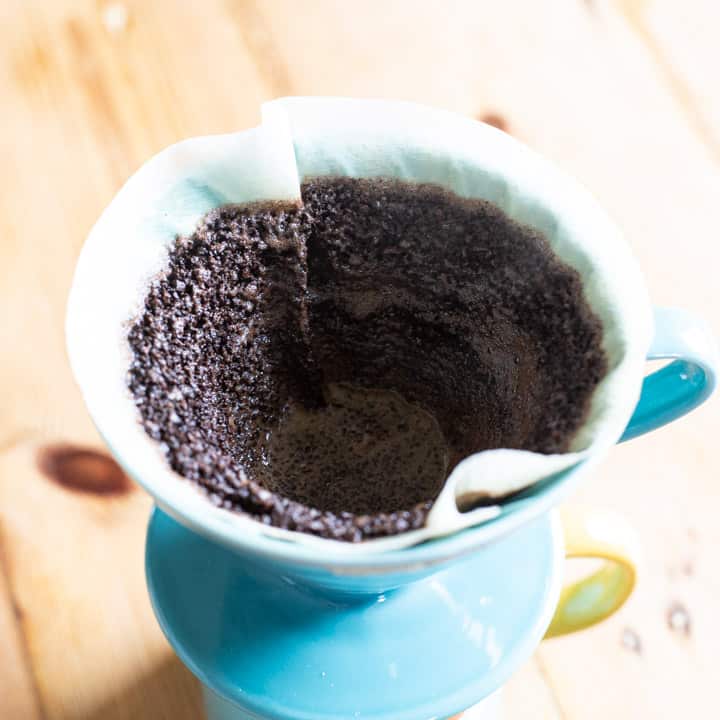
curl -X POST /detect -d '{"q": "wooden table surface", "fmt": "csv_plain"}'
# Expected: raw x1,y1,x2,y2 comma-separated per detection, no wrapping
1,1,718,718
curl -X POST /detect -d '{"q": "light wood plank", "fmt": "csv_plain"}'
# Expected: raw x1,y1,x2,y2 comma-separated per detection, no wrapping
0,441,204,720
0,0,270,445
0,0,271,717
615,0,720,162
0,547,42,720
502,658,563,720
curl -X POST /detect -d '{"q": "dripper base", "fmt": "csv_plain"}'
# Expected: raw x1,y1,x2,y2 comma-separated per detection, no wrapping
146,508,562,720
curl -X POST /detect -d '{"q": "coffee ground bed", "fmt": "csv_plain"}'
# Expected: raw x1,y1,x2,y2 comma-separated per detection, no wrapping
127,177,606,541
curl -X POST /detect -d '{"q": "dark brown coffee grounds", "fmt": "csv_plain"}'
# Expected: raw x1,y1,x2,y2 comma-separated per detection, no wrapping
127,177,607,541
255,383,448,516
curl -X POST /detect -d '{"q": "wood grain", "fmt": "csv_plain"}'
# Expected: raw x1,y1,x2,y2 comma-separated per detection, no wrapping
0,0,269,445
0,442,206,720
0,0,718,718
616,0,720,162
0,540,42,720
502,659,562,720
0,0,267,717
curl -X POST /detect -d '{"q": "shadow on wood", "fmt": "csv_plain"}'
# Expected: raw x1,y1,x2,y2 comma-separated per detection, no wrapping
71,653,205,720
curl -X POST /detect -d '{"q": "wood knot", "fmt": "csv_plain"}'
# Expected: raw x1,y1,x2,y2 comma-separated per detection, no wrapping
37,444,132,496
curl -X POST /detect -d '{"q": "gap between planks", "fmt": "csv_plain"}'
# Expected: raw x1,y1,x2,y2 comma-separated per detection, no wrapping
0,529,46,720
614,0,720,165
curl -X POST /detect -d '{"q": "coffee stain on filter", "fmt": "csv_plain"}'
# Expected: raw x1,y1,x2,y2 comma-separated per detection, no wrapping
37,444,132,496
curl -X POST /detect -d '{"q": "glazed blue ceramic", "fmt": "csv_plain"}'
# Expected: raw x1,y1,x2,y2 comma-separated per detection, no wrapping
621,307,716,440
147,509,563,720
144,306,717,720
146,309,716,720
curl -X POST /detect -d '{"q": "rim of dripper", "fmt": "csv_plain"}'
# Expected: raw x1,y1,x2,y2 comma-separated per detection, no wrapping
131,438,598,574
67,97,652,561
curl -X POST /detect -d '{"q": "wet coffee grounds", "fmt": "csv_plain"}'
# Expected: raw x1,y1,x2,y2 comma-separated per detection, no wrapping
255,383,448,516
127,177,607,541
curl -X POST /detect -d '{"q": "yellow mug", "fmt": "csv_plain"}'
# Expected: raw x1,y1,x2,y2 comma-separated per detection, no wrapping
545,505,640,639
450,506,640,719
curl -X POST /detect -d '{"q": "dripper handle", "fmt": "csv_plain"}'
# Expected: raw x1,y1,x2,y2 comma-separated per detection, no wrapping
621,307,718,441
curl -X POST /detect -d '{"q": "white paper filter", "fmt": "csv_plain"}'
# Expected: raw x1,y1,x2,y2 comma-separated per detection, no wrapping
66,97,652,553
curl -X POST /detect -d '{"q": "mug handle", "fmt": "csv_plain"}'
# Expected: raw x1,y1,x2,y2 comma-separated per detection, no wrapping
544,506,640,638
621,307,718,441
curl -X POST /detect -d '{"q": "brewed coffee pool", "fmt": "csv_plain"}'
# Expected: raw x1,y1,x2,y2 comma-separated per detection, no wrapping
128,177,607,541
